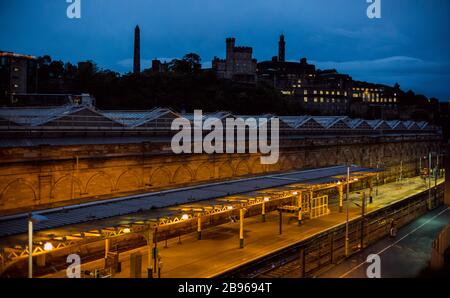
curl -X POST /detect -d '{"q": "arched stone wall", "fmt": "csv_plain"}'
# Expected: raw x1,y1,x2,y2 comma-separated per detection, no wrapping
0,136,442,214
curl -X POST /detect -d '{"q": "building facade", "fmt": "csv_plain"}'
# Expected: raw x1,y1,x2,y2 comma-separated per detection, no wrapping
257,36,352,115
0,52,37,104
212,38,257,83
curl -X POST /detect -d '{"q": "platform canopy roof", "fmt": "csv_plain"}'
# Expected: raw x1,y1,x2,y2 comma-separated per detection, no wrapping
312,116,350,129
345,119,372,130
0,165,380,242
102,107,179,128
0,105,122,127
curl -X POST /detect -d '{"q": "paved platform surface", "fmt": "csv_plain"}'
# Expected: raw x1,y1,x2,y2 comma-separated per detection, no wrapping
320,204,450,278
43,176,444,278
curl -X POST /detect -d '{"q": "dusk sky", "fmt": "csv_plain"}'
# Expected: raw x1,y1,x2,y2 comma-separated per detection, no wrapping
1,0,449,100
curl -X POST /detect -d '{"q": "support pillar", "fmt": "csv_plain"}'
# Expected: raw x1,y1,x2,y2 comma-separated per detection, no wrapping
360,192,366,250
261,201,266,222
146,228,156,278
197,216,202,240
279,210,283,235
36,254,46,267
297,191,303,225
104,238,110,259
239,209,245,248
428,152,433,210
28,218,33,278
130,253,142,278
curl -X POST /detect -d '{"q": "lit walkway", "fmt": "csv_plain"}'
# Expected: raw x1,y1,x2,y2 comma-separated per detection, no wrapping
43,176,444,278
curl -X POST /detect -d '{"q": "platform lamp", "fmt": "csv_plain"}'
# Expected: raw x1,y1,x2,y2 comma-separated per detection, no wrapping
28,213,49,278
345,164,359,257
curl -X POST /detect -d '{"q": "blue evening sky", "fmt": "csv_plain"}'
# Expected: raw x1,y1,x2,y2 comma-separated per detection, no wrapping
1,0,449,100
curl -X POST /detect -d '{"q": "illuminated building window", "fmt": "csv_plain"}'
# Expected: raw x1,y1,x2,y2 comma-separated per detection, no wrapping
320,90,323,95
320,97,324,102
304,97,308,102
325,91,329,95
304,90,308,95
393,98,397,102
314,97,318,103
332,98,335,103
13,84,19,88
313,90,317,94
344,91,347,96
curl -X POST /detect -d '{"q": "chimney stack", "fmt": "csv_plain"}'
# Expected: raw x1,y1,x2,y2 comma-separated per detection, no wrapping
278,34,286,62
133,25,141,74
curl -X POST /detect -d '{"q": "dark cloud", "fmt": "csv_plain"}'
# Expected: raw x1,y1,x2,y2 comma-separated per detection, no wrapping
1,0,449,100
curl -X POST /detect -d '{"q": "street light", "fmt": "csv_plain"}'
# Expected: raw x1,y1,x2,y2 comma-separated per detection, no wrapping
28,213,49,278
345,166,350,256
43,242,54,251
344,165,358,256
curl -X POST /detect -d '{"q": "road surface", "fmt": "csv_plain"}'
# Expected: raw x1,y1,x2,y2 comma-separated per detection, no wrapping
320,205,450,278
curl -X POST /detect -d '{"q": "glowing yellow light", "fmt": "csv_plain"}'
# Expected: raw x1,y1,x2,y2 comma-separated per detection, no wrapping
353,178,359,181
123,228,131,233
292,191,298,195
43,242,53,251
264,197,270,202
337,181,341,185
181,214,189,220
227,206,233,210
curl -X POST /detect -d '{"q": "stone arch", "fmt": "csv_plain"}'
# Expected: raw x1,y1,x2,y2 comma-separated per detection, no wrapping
172,165,193,184
0,179,37,209
267,158,282,173
85,171,114,196
278,156,292,171
292,155,303,169
384,144,394,158
195,162,214,181
218,161,234,179
235,159,251,176
318,151,331,167
343,148,355,164
51,174,82,202
115,169,141,192
149,167,172,188
250,157,265,174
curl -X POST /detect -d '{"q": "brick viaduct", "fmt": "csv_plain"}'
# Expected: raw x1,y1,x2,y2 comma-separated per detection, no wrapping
0,134,442,215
